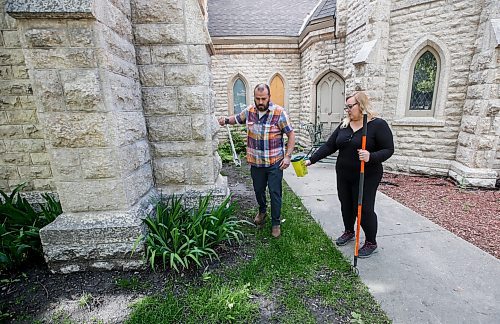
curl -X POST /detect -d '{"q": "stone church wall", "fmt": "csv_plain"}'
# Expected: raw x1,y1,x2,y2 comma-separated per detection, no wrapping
299,29,345,144
0,0,54,195
211,51,302,135
383,0,483,177
133,0,226,198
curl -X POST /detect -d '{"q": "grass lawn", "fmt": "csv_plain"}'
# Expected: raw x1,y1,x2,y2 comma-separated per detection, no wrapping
126,182,391,323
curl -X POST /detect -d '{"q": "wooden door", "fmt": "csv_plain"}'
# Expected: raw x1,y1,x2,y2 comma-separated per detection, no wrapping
316,72,345,140
270,74,285,108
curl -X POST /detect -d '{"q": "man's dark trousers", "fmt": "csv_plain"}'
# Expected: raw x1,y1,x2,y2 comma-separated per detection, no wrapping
250,161,283,226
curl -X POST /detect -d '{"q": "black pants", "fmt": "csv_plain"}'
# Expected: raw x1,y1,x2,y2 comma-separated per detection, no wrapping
336,167,383,244
250,162,283,226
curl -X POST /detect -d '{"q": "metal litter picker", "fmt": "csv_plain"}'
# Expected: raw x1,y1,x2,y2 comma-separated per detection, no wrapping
226,125,241,167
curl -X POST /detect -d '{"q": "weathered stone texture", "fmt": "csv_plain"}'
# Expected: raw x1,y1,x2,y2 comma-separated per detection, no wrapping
133,23,185,45
147,115,192,141
60,69,104,111
46,113,110,148
131,0,183,24
178,85,211,112
39,209,149,272
164,64,210,86
142,86,177,115
0,7,53,192
134,0,224,195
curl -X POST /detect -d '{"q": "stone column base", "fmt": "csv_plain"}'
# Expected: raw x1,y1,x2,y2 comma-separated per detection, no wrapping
384,155,451,177
156,174,230,208
449,161,497,188
39,191,157,274
385,156,498,188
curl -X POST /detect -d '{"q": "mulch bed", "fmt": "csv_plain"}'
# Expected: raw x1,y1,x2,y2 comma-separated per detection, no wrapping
379,172,500,259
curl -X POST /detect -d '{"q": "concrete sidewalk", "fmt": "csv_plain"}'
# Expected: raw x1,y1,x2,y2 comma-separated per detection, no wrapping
283,162,500,324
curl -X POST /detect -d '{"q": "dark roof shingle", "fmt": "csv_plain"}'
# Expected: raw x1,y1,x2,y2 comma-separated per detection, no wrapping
208,0,321,37
310,0,336,21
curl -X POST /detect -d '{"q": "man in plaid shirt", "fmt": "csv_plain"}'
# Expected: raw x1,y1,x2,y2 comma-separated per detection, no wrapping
218,84,295,238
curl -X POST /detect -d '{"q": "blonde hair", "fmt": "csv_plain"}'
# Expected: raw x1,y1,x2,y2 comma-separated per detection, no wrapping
340,91,377,128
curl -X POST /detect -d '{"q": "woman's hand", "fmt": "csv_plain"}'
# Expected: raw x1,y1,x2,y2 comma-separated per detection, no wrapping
304,159,312,167
357,149,370,162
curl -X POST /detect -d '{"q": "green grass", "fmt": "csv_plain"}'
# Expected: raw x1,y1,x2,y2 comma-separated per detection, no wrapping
126,181,390,323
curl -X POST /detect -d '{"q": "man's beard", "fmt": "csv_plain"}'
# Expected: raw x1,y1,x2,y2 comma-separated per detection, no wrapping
255,101,269,111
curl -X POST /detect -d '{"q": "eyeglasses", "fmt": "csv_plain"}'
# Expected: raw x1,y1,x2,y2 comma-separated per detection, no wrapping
344,102,358,111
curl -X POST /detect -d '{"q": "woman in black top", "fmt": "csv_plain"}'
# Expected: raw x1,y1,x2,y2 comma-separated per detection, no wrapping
305,91,394,257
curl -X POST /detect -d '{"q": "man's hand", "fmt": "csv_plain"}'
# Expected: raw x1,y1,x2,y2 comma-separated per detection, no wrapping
218,117,226,126
280,156,291,170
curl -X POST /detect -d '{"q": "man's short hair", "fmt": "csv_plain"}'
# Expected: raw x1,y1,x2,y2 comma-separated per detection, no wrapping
254,83,271,96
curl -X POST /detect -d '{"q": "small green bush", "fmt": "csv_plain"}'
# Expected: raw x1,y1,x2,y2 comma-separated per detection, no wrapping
0,184,62,270
141,194,248,272
218,129,246,163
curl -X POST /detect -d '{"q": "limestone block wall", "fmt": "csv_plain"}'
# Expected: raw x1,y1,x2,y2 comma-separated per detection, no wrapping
299,29,345,144
211,51,302,139
383,0,483,177
7,0,155,272
132,0,227,199
342,0,368,93
453,0,499,186
352,0,391,113
0,0,54,194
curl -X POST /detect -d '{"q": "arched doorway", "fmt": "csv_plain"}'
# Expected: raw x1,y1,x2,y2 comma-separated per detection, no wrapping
316,72,345,140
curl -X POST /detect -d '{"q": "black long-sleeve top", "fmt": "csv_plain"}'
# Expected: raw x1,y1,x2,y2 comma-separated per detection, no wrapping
309,118,394,174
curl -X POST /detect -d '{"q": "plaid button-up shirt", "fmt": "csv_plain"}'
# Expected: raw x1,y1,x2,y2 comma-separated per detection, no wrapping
235,103,293,167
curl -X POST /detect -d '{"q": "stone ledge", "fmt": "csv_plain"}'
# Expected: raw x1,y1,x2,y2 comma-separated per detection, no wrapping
39,189,157,273
156,174,229,208
385,157,498,188
392,117,446,127
50,259,144,274
449,161,497,188
6,0,94,19
385,155,451,177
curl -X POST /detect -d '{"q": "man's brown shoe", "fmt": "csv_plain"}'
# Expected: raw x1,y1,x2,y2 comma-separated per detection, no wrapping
254,212,266,226
271,225,281,238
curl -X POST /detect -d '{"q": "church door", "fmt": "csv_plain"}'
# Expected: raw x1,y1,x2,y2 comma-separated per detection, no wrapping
316,72,345,140
270,74,285,108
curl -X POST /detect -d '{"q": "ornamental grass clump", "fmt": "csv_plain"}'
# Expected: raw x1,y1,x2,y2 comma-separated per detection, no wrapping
0,184,62,270
141,194,248,272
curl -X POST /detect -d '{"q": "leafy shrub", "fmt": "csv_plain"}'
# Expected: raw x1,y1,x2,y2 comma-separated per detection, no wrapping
0,184,62,270
218,129,246,163
141,194,248,272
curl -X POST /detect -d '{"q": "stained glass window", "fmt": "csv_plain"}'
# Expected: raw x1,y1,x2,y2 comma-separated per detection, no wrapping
409,51,437,111
233,78,246,114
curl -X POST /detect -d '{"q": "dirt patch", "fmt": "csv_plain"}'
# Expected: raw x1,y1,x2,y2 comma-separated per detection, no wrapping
379,172,500,259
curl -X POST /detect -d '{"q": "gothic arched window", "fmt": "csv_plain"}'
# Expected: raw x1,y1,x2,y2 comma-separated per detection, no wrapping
233,78,247,114
408,50,438,116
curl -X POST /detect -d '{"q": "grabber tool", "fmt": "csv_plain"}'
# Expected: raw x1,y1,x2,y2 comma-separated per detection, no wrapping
226,124,241,167
352,112,368,275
